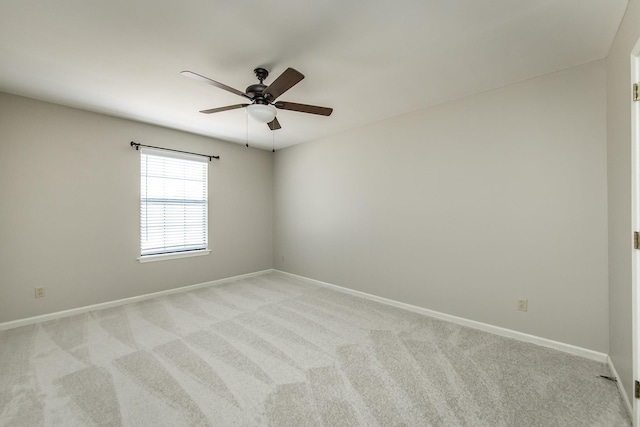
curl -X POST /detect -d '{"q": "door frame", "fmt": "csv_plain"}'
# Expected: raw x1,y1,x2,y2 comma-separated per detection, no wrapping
631,37,640,427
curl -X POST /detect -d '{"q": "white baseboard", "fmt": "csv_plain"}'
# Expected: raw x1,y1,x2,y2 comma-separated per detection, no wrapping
0,269,273,331
608,356,633,417
275,270,609,364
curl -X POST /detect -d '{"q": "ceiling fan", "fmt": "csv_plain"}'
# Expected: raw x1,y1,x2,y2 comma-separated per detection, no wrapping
181,67,333,130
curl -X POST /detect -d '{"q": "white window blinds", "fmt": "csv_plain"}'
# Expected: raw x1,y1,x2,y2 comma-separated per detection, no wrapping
140,147,208,257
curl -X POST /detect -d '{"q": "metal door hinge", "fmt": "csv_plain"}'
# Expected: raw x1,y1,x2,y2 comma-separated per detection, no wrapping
635,232,639,249
636,380,640,399
634,83,640,101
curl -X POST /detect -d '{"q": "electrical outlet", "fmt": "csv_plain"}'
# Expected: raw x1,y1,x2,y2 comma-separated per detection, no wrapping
34,287,46,298
517,298,528,312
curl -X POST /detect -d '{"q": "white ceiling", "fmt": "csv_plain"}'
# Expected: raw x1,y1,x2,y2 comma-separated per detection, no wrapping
0,0,629,151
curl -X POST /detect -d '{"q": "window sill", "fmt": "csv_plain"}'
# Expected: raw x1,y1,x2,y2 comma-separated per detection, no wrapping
138,249,211,263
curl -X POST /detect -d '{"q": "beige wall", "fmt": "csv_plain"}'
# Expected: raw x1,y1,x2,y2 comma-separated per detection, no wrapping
607,0,638,405
274,61,609,353
0,92,273,323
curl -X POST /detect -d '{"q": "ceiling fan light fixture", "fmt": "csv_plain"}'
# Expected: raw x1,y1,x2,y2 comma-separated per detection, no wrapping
247,104,277,123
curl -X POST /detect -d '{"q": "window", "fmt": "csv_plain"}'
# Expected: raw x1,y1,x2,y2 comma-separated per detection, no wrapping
139,147,209,262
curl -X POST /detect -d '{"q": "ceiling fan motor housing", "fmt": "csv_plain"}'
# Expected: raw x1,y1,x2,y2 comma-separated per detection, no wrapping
246,84,268,102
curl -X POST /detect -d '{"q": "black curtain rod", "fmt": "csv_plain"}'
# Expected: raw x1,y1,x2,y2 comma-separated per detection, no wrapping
130,141,220,161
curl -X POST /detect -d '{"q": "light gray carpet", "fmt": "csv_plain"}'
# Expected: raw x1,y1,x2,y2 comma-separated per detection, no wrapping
0,272,631,426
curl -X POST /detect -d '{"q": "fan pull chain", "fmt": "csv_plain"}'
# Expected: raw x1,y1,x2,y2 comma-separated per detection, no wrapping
272,128,275,152
245,110,249,148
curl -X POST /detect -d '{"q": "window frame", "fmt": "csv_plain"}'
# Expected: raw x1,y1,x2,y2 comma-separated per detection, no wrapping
137,147,211,263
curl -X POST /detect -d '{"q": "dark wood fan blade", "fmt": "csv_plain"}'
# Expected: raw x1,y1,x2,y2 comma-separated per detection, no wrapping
275,101,333,116
199,104,249,114
181,71,251,99
267,117,281,130
263,68,304,101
